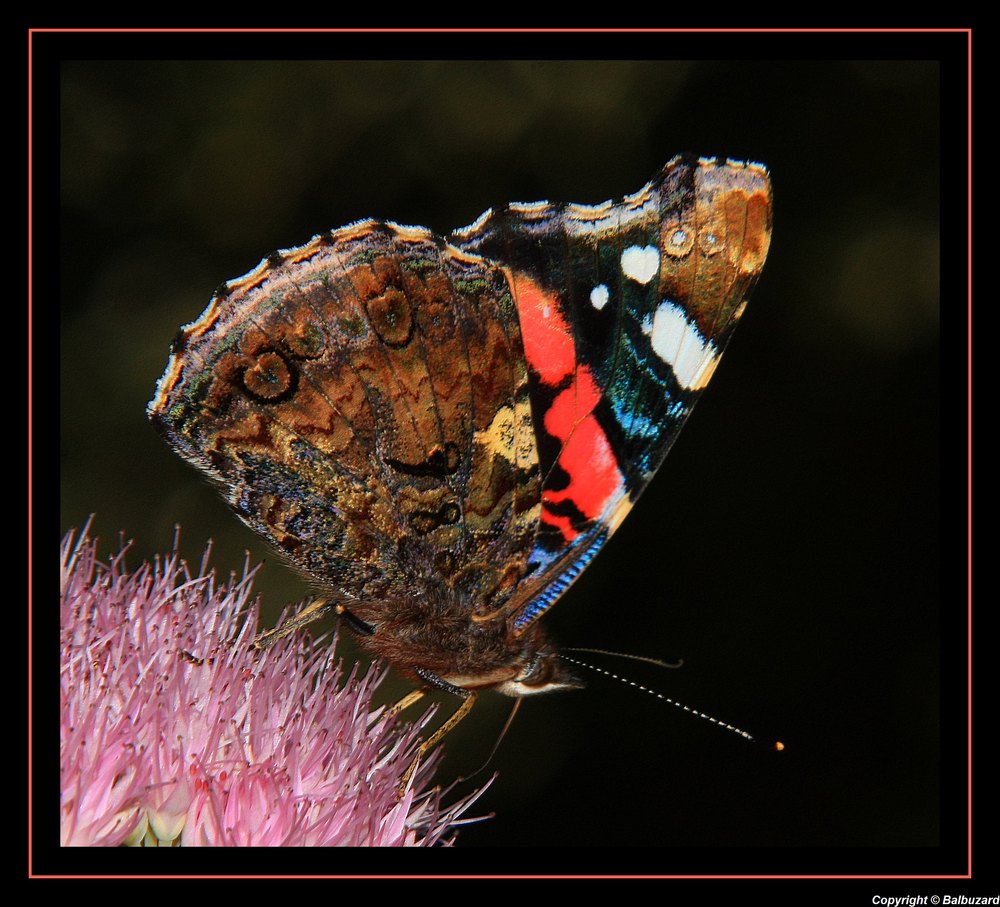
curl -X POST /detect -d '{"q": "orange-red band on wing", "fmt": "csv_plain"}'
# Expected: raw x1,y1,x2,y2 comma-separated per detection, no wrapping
512,274,624,543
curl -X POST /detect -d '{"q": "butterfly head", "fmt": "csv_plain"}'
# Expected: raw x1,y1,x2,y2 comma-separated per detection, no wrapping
491,631,585,698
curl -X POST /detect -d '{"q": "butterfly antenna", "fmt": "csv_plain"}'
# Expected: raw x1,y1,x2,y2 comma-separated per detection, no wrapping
559,653,764,745
563,646,684,670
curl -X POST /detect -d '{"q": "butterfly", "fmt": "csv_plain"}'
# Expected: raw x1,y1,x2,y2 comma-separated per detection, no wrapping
148,155,772,741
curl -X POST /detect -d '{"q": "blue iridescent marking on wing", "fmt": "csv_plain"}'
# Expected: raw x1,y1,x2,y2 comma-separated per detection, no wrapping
513,528,609,630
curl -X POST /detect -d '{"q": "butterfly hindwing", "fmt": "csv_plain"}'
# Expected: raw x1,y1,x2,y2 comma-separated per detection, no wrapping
149,220,542,613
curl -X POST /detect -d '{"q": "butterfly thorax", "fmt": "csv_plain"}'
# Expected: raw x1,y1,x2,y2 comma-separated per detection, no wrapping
349,587,581,696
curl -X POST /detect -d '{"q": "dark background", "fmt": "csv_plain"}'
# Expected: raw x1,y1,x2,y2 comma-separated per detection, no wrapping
51,31,965,872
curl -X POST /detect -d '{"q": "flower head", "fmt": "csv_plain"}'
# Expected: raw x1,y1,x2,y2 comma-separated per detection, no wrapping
59,526,485,847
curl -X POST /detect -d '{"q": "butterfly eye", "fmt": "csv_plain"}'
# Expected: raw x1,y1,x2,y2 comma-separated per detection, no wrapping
516,653,547,685
495,651,584,698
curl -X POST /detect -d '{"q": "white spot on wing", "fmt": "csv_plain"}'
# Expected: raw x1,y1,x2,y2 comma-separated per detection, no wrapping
621,245,660,284
642,300,721,390
590,284,609,310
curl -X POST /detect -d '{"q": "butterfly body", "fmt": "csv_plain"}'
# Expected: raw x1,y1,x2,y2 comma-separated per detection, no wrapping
149,155,772,697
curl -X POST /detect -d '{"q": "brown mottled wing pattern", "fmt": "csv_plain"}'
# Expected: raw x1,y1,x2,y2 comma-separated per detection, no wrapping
148,220,541,613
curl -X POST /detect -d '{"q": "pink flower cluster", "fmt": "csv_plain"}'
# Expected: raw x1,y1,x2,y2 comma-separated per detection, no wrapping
59,527,486,846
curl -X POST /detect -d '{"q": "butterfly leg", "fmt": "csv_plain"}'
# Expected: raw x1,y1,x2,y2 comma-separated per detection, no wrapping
253,600,375,650
392,688,428,714
334,604,376,637
252,597,335,650
396,669,478,795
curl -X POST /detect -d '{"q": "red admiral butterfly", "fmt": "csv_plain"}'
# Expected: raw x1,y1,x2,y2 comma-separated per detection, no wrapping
148,155,772,731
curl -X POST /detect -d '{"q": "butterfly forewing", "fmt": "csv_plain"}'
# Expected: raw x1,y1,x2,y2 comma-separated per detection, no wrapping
451,156,772,632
